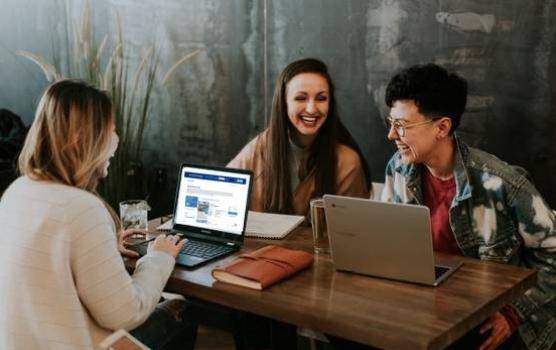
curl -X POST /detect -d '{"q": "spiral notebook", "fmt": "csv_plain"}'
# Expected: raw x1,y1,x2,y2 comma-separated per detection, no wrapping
156,211,304,240
244,211,305,239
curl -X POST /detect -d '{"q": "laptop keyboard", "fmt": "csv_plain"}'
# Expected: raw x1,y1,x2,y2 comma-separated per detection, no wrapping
132,237,235,259
179,239,235,259
435,266,450,280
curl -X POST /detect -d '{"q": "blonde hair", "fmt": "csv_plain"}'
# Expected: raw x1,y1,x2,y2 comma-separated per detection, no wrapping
19,79,121,229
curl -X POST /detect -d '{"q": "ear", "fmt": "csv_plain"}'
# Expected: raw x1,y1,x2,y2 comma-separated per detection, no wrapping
436,117,452,138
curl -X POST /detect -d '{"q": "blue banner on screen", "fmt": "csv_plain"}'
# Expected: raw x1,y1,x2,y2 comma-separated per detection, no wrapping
174,167,250,235
184,172,246,184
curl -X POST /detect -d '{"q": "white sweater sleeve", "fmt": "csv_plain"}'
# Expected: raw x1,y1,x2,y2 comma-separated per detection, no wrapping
69,196,175,331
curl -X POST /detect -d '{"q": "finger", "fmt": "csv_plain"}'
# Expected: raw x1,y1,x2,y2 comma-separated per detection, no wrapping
487,334,504,350
120,248,139,258
480,320,493,334
123,240,145,248
483,325,509,350
496,326,511,344
120,231,143,242
154,234,167,243
121,228,147,238
479,334,495,350
176,238,187,250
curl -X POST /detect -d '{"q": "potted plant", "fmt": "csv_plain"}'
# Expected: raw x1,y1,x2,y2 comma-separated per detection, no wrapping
17,1,199,208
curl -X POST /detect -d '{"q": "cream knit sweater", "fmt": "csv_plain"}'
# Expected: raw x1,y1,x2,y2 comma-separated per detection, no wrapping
0,176,175,349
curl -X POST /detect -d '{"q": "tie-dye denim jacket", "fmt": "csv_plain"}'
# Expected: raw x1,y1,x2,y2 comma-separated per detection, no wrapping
381,135,556,350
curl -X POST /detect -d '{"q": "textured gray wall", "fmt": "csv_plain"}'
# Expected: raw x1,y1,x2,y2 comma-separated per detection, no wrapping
0,0,68,124
1,0,555,212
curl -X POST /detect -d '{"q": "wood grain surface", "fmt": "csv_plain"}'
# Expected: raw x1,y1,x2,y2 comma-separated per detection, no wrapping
139,219,536,350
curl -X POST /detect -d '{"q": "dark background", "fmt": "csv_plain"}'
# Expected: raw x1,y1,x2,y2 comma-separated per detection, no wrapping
1,0,555,214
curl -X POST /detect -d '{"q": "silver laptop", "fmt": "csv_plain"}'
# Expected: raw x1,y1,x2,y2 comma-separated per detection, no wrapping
323,195,462,286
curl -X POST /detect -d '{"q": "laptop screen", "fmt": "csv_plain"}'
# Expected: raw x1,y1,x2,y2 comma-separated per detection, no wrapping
174,166,251,235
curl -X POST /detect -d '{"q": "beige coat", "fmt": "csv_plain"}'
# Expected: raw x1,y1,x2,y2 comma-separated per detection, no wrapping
228,130,369,216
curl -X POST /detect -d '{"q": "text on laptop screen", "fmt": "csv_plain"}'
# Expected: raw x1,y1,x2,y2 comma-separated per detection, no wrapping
175,167,250,235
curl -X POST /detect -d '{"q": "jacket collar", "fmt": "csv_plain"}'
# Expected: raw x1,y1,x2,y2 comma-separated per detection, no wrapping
452,135,472,202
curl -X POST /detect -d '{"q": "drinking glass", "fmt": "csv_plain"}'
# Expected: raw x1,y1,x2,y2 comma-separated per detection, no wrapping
310,198,329,254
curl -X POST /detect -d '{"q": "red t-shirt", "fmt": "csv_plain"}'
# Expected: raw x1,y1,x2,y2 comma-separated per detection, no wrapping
422,168,460,255
422,168,522,333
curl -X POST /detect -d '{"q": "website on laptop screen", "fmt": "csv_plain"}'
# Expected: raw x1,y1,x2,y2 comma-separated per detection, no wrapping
174,167,250,235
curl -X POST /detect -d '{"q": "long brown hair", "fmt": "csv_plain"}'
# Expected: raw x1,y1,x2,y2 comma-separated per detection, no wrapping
263,58,371,213
18,79,121,229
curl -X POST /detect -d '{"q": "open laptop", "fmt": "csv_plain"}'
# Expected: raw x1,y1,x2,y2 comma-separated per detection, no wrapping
323,195,462,286
135,163,252,268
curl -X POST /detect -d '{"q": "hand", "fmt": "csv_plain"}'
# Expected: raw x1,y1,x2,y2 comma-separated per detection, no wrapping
148,234,186,258
479,312,512,350
118,228,147,258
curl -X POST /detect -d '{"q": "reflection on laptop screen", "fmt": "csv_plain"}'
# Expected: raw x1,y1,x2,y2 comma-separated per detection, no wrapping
174,166,251,235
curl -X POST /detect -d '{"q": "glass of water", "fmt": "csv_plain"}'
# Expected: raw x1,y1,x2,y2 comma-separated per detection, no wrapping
310,198,329,254
119,200,150,232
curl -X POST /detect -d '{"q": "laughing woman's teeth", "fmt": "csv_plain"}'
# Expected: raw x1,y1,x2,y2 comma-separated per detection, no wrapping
301,116,317,125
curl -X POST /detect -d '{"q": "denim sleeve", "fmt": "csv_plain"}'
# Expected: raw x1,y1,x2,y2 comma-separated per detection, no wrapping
510,179,556,348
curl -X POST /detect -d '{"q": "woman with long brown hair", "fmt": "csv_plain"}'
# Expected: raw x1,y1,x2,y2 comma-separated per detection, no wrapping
0,80,196,350
229,58,371,216
226,58,371,349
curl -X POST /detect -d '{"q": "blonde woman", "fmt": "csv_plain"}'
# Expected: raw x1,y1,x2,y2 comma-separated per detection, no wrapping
0,80,197,350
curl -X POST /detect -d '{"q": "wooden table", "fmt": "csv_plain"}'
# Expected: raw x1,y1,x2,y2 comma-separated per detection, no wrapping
145,220,536,350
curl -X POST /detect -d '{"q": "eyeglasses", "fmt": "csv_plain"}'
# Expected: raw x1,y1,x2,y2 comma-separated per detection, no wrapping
384,116,440,137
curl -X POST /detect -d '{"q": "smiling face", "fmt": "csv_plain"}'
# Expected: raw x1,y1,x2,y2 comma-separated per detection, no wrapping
285,72,330,146
387,100,441,165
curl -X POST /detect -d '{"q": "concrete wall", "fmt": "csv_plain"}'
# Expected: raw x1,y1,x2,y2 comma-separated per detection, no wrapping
1,0,555,212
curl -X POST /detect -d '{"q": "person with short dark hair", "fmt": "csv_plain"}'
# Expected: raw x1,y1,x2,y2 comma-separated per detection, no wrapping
381,63,556,350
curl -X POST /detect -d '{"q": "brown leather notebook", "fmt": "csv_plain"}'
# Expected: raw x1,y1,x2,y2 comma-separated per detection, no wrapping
211,245,314,290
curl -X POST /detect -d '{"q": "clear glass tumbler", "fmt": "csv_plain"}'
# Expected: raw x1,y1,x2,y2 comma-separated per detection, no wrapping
310,198,329,254
119,199,150,231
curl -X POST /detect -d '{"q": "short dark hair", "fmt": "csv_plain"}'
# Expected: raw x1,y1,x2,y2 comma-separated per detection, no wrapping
385,63,468,133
